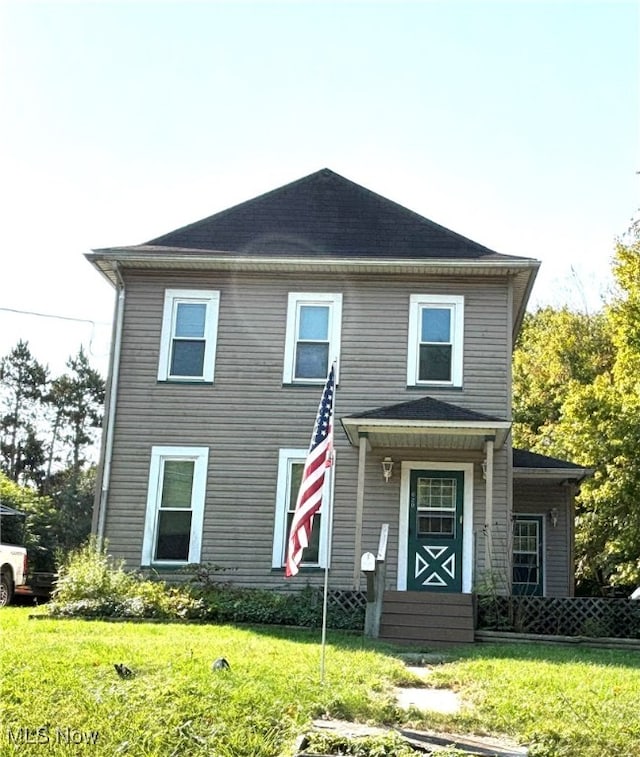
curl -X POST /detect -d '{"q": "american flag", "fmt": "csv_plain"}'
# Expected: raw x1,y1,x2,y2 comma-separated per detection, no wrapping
285,363,336,577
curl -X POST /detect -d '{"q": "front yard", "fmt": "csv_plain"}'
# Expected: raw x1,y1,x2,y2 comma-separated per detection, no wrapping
1,607,639,756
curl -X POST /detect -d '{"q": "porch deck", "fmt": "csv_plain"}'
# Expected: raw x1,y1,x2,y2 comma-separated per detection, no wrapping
378,591,475,646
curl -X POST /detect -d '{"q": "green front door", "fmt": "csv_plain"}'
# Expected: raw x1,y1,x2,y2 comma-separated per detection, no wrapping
407,470,464,592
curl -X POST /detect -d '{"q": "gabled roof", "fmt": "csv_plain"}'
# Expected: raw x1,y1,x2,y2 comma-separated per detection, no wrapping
341,396,511,450
146,168,526,261
513,448,593,481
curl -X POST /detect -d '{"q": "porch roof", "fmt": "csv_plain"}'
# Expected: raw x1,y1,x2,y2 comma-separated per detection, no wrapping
340,396,511,450
513,449,593,481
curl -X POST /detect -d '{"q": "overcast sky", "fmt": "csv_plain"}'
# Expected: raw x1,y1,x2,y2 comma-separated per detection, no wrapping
1,0,638,377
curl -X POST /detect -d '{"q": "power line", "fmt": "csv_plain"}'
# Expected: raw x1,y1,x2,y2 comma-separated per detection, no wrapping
0,307,110,326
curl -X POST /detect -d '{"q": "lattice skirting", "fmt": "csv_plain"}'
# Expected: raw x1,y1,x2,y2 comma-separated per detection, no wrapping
322,589,367,614
477,595,640,638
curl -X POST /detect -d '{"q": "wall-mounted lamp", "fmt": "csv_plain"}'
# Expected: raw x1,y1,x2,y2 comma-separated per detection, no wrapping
548,508,559,528
381,457,394,483
481,459,487,480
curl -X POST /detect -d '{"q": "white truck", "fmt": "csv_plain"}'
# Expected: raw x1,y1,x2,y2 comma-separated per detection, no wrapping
0,542,28,607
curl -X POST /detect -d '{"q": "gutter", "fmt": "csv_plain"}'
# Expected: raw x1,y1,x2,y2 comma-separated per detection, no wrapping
95,262,125,547
513,466,594,483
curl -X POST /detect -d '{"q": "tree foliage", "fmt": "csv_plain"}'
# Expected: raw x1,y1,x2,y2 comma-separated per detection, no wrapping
0,342,105,572
43,347,105,490
0,340,48,487
513,224,640,591
513,307,614,456
565,228,640,589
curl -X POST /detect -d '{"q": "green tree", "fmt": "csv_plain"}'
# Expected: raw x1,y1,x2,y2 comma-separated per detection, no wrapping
556,228,640,589
0,343,105,573
43,347,105,490
512,307,613,455
514,224,640,591
46,466,97,553
0,341,48,487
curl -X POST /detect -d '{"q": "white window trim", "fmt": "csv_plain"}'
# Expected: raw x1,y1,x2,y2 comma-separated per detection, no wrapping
142,445,209,566
407,294,464,387
158,289,220,382
397,461,474,593
283,292,342,384
512,513,547,596
271,447,332,569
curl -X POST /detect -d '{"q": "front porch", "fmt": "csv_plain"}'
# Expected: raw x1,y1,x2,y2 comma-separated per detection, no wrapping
340,396,511,594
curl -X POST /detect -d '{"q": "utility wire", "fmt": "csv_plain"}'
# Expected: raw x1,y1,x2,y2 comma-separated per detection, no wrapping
0,307,110,326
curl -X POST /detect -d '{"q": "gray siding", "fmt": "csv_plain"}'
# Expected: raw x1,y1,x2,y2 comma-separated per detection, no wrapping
102,268,513,590
513,479,574,597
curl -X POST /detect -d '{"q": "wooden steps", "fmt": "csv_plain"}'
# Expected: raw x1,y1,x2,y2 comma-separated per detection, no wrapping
379,590,475,646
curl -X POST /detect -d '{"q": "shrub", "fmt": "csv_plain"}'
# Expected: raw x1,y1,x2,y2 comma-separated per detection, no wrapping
48,539,204,620
193,584,365,630
48,543,365,630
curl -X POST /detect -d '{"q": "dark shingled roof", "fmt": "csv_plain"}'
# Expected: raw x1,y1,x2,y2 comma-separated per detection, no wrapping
344,396,506,423
147,168,520,260
513,449,590,471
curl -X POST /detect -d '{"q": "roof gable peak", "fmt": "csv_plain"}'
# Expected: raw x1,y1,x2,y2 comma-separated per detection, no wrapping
144,168,525,263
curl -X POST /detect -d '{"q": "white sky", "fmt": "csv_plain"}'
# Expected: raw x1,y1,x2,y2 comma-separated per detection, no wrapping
1,0,638,378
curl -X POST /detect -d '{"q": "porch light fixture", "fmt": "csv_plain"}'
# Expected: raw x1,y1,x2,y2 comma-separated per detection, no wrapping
381,457,394,483
548,508,559,528
481,459,487,480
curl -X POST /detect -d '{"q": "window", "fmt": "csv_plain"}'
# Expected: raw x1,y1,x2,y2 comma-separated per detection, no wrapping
158,289,220,381
407,295,464,387
142,446,208,565
283,293,342,383
271,448,331,569
415,476,457,537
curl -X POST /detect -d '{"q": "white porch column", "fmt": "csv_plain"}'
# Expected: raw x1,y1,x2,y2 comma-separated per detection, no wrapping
353,432,369,588
484,437,495,572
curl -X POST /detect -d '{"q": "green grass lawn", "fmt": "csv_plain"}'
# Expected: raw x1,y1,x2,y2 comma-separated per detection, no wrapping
2,607,640,756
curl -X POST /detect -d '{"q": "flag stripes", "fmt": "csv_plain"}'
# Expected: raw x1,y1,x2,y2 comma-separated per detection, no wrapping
285,364,335,577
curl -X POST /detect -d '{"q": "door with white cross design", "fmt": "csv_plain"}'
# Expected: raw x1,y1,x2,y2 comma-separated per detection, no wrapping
407,470,464,592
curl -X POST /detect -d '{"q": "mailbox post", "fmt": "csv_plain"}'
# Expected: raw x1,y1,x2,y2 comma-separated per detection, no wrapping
362,524,389,638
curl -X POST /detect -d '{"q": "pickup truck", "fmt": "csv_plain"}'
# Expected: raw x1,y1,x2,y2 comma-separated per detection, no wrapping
0,542,28,606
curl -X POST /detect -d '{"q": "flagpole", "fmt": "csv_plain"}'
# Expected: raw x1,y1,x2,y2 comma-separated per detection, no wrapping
320,359,337,685
320,447,335,684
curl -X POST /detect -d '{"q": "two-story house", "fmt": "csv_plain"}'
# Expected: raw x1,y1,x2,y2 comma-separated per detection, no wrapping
87,169,589,644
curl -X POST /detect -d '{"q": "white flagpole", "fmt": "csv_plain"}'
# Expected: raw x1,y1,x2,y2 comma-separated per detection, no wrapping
320,360,337,685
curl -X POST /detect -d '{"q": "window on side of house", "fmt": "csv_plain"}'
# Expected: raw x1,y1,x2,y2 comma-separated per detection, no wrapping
407,294,464,387
271,448,330,569
142,446,209,566
158,289,220,382
283,293,342,384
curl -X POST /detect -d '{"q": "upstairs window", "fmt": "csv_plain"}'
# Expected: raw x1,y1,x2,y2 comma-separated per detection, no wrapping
158,289,220,382
142,446,208,566
407,295,464,387
283,293,342,383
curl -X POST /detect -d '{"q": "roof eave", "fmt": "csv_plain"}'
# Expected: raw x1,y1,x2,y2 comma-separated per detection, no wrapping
341,417,511,449
86,247,539,279
513,466,594,481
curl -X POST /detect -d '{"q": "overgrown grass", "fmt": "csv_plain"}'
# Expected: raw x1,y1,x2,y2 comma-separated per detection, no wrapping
2,608,640,756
